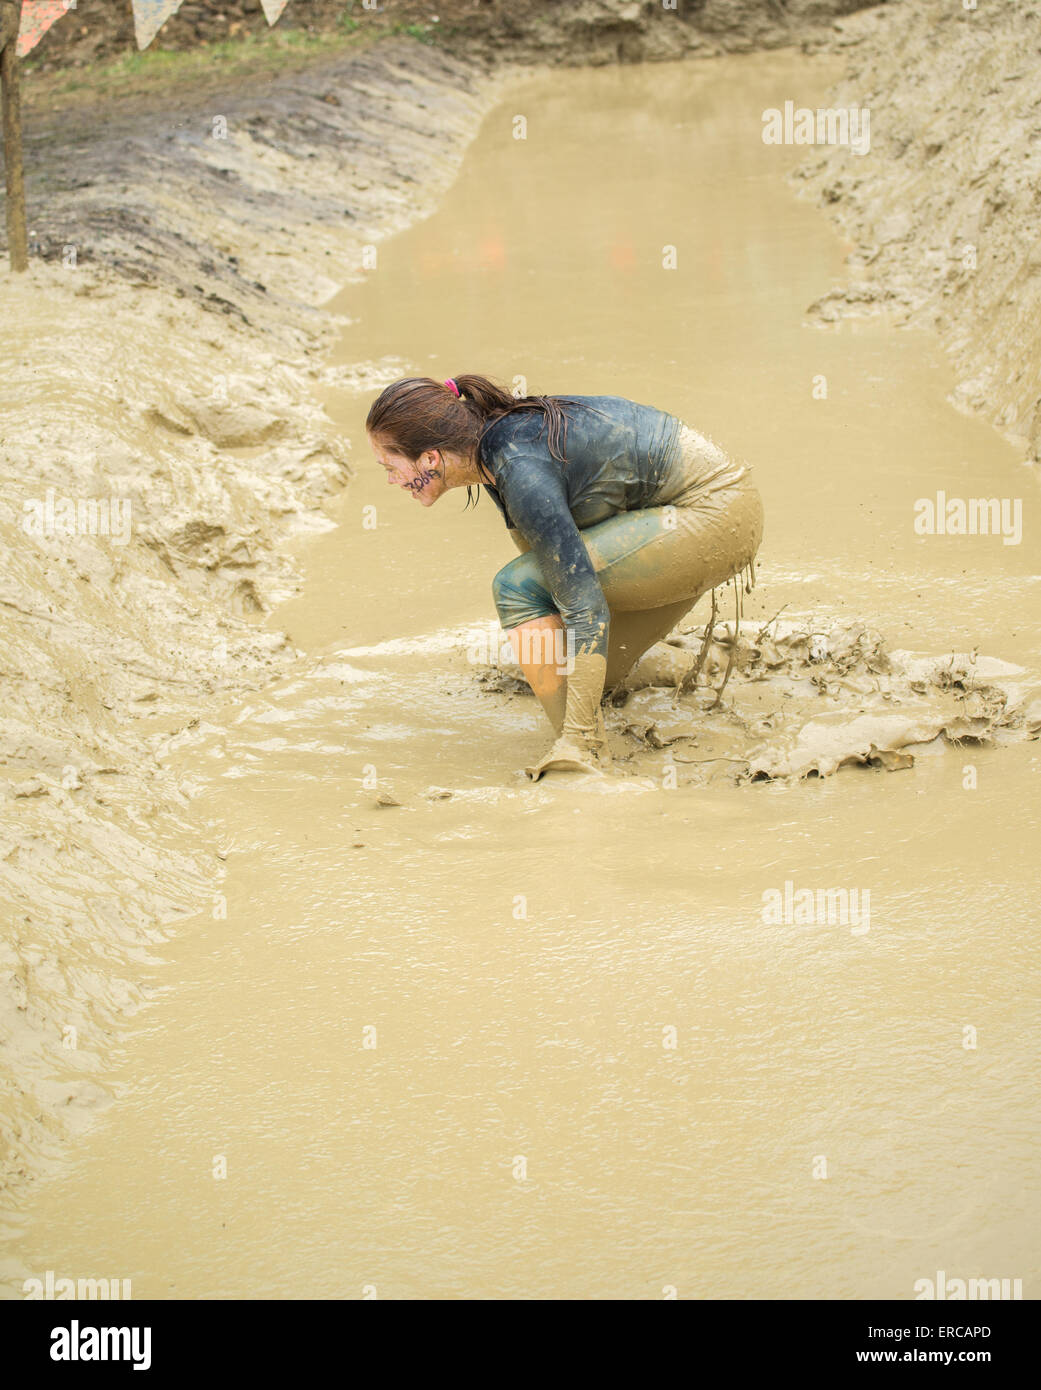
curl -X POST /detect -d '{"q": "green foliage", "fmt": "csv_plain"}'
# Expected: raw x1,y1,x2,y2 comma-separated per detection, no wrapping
393,22,438,45
23,23,376,103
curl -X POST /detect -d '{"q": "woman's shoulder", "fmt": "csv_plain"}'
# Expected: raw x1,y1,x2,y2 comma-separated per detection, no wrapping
480,408,548,461
557,394,677,424
480,395,674,465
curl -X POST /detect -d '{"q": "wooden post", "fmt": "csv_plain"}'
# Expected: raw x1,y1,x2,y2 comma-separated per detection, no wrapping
1,0,28,273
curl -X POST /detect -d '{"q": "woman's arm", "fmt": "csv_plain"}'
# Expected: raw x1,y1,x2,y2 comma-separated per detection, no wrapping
507,528,532,555
496,456,610,754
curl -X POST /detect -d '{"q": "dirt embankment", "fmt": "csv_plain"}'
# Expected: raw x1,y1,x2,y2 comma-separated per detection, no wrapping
0,37,502,1215
28,0,875,73
794,0,1041,464
15,39,500,331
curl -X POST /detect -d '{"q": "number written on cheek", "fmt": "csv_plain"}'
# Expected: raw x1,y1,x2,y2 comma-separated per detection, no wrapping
404,469,440,493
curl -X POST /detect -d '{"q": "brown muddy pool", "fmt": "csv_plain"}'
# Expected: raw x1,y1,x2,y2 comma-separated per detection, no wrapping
3,52,1039,1301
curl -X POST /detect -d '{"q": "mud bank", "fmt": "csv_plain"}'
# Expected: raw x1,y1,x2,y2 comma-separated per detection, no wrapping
15,38,498,337
795,0,1041,463
445,0,878,67
27,0,876,74
0,39,503,1211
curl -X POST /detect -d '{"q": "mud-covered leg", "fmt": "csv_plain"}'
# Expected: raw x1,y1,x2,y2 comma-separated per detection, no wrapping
604,597,699,689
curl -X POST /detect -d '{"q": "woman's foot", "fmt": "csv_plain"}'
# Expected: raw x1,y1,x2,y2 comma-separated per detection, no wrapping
525,734,611,781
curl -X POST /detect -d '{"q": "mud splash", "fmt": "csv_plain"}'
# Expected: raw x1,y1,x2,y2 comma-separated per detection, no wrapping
479,608,1041,783
613,618,1039,781
2,48,1039,1299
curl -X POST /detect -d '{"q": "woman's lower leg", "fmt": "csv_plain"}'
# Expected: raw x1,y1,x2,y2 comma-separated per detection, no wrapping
506,615,568,734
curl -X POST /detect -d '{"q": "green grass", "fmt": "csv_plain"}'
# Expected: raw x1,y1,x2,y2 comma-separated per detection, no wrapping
393,23,438,45
23,19,385,111
20,1,458,117
338,2,362,33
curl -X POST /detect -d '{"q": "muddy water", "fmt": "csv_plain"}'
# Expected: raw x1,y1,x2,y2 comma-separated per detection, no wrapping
4,53,1040,1300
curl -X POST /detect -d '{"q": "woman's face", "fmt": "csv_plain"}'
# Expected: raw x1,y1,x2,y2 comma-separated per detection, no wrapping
369,434,448,507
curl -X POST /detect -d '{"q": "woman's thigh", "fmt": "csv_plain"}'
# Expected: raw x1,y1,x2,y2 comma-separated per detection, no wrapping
594,482,763,684
582,481,764,613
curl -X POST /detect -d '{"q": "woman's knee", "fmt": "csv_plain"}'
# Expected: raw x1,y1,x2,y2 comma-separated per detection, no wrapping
491,554,557,630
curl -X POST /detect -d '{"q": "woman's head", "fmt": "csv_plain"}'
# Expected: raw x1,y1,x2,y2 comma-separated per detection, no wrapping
366,374,571,507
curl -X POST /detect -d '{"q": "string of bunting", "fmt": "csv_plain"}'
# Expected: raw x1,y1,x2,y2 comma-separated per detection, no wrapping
9,1,296,57
131,1,184,51
16,0,75,57
132,0,291,52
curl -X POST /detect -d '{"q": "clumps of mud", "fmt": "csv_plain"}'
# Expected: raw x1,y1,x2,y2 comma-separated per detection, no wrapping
620,616,1039,783
481,613,1040,786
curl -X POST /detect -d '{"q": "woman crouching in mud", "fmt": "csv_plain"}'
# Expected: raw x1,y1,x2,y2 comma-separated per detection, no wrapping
366,376,764,780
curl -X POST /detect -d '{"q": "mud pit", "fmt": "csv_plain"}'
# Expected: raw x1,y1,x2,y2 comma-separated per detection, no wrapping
2,48,1040,1299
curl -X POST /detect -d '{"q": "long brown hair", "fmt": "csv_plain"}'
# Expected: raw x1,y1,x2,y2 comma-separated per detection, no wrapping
365,374,573,508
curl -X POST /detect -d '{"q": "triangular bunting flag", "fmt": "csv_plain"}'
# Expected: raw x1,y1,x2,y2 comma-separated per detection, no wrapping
260,0,290,24
132,0,185,51
16,0,75,58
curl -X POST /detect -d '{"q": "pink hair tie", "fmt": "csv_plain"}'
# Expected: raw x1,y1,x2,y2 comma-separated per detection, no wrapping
444,378,461,397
